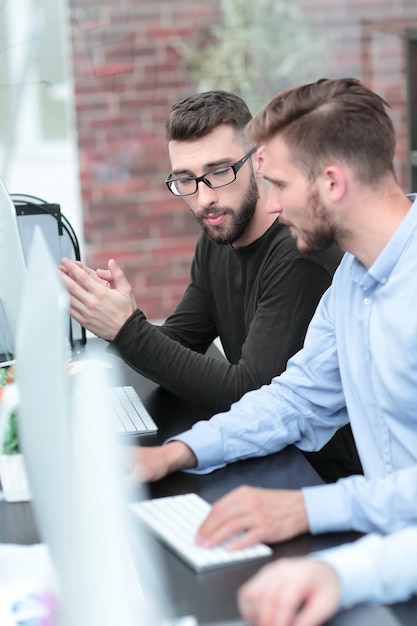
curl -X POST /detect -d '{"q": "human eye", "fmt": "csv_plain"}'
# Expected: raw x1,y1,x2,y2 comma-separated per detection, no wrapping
174,176,196,192
204,166,234,188
269,180,285,190
177,176,194,186
167,175,197,196
210,166,232,179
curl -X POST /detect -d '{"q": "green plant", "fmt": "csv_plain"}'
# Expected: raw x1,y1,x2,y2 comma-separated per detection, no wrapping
181,0,331,115
0,365,19,454
2,409,19,454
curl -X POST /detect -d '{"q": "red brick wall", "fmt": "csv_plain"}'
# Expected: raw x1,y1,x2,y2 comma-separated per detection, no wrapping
296,0,417,190
68,0,219,319
68,1,417,320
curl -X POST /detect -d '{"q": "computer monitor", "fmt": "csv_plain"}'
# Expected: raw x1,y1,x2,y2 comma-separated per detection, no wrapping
0,178,27,360
13,194,86,350
15,227,174,626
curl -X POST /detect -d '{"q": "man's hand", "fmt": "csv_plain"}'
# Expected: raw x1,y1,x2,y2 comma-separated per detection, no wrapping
196,486,309,549
59,257,137,340
237,557,340,626
59,259,110,287
122,441,198,485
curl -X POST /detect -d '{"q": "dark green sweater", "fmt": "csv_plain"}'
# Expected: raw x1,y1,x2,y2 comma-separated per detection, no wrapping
111,220,362,481
112,219,341,414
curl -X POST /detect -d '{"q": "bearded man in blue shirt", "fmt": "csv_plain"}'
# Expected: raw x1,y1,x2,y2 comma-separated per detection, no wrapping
130,77,417,583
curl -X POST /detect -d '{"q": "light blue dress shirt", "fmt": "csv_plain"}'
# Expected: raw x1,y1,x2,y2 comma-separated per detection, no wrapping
314,526,417,608
173,194,417,536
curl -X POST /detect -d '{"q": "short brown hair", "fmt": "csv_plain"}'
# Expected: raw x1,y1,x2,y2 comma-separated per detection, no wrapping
247,77,396,186
165,90,252,146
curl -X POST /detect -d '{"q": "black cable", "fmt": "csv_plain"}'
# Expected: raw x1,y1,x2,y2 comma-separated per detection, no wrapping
11,193,86,347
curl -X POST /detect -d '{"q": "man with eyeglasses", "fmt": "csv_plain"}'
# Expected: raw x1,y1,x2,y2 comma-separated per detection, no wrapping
61,90,360,481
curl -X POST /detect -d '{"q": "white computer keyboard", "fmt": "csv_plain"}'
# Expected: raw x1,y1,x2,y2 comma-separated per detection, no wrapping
106,386,158,435
130,493,273,572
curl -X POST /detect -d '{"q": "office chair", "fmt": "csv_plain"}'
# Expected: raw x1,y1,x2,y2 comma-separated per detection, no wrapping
11,193,87,351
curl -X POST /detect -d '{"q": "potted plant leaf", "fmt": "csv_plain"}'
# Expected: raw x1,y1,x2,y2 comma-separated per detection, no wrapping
0,365,31,502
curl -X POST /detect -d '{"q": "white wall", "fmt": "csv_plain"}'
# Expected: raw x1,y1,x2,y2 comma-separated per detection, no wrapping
0,0,83,245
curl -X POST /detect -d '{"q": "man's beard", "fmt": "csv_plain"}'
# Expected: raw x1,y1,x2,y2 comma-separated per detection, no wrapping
194,172,259,245
295,188,337,255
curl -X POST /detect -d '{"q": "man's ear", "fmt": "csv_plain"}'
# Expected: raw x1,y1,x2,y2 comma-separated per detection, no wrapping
320,165,347,202
254,146,265,176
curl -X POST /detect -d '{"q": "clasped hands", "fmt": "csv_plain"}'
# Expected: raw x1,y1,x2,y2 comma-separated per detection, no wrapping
59,257,137,340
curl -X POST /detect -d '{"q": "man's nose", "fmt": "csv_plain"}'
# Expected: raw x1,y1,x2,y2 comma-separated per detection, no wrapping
196,179,219,207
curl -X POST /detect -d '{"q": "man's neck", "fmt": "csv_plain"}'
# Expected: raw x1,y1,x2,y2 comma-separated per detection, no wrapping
339,187,412,269
233,205,277,249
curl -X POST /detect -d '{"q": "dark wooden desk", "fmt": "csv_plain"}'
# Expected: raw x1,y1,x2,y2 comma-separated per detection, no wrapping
1,342,416,626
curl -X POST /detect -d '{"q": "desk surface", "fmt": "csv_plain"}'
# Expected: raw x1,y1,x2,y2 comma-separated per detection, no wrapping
1,341,416,626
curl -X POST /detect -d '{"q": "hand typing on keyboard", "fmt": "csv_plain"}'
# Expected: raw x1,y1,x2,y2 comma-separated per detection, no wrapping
195,485,309,550
126,445,308,549
130,493,272,572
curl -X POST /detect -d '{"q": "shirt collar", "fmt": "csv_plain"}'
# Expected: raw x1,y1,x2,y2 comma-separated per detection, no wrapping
352,193,417,288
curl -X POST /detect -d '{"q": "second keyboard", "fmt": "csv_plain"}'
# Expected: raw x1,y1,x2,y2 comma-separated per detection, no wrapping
106,385,158,435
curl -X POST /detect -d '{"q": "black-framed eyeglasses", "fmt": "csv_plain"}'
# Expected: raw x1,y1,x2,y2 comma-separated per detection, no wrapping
165,146,257,197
